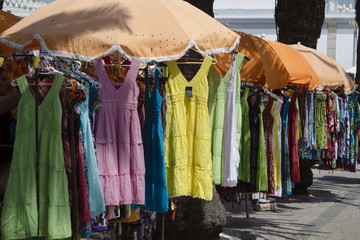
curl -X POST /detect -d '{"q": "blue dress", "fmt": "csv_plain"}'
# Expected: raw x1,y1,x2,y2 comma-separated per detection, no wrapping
79,81,106,218
143,68,168,213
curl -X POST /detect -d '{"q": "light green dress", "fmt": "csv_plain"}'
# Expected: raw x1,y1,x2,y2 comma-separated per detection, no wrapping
208,54,244,185
256,94,268,192
238,87,251,182
1,75,71,240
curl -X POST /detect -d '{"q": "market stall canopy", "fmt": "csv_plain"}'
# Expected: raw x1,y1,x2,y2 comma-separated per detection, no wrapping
265,40,320,90
215,32,265,85
215,32,320,90
291,44,356,93
0,0,240,62
0,10,20,33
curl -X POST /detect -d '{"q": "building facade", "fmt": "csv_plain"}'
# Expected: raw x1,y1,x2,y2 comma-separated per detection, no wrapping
214,0,357,70
2,0,52,18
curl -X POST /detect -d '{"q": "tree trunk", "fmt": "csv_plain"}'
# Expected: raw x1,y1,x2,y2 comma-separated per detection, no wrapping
275,0,325,192
184,0,215,17
355,1,360,86
275,0,325,49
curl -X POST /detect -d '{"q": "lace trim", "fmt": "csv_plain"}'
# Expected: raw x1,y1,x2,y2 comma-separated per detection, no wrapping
9,162,67,171
4,201,70,207
165,133,210,139
99,173,145,177
0,34,241,63
95,138,143,144
14,123,62,133
166,165,211,173
5,232,71,240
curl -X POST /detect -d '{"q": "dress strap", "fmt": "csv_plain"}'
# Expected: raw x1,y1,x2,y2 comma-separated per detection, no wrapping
144,67,150,94
51,74,65,95
235,53,245,71
92,58,111,87
165,61,179,77
242,86,250,99
200,55,215,76
17,75,28,95
154,67,160,90
126,58,141,83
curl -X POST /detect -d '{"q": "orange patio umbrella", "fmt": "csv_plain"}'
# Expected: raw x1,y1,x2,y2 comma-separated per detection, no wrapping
215,32,266,85
215,32,320,90
0,0,240,62
291,44,356,93
0,10,20,33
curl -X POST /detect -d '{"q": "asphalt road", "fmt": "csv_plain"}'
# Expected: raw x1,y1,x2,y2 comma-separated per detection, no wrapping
223,167,360,240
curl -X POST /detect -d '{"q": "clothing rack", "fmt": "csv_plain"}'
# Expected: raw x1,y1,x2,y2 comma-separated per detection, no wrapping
33,56,41,237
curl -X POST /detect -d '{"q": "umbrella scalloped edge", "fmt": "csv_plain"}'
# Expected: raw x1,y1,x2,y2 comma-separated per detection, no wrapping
0,34,241,63
318,82,358,95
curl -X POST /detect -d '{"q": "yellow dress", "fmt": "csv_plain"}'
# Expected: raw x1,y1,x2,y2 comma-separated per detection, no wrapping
165,56,213,201
272,102,281,190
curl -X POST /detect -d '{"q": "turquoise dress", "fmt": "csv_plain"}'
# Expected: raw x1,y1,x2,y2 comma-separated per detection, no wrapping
142,68,168,213
79,81,105,218
1,75,71,240
281,99,292,196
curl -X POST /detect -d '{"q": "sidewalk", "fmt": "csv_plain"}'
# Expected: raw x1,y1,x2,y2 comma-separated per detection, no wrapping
222,168,360,240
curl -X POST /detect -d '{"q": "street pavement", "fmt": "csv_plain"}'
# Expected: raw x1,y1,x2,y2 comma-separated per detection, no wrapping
222,166,360,240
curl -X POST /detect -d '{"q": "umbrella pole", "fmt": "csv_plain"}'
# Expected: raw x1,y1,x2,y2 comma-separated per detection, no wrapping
245,193,249,218
33,57,40,238
162,213,165,240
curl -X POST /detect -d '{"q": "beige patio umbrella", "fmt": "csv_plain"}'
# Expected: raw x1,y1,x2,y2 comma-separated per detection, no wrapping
291,44,356,93
0,0,240,62
0,10,20,33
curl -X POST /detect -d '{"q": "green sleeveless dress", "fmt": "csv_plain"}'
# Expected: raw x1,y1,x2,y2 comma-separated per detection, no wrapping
208,54,244,185
1,75,71,240
238,87,251,182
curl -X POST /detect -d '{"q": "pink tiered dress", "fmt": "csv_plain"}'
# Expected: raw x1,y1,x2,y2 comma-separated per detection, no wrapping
93,58,145,205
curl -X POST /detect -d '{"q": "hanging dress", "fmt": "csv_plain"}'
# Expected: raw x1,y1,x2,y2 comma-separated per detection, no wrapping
1,75,71,240
288,92,300,183
208,53,244,185
348,94,360,171
93,58,145,205
165,55,213,200
326,92,337,169
238,87,251,183
79,82,106,217
142,68,168,213
263,97,275,194
316,93,327,149
248,93,261,191
222,54,244,187
281,98,292,196
75,108,91,236
272,100,282,197
256,94,267,192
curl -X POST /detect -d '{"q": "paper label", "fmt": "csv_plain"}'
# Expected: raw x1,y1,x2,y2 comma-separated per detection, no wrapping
185,86,193,98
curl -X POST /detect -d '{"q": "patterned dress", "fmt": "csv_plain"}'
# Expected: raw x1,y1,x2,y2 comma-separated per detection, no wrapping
281,98,292,196
263,97,275,194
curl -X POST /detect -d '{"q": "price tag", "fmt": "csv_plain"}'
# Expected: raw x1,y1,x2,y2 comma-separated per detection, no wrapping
185,86,193,98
